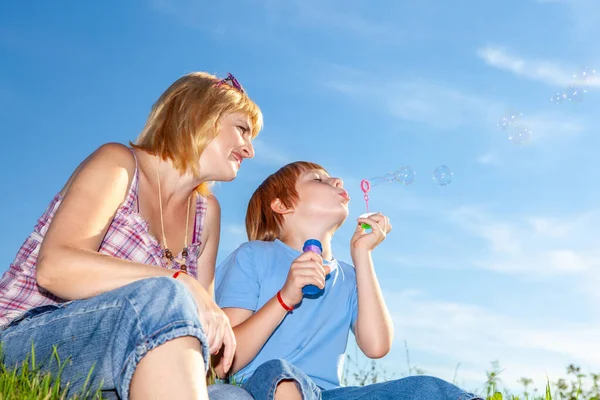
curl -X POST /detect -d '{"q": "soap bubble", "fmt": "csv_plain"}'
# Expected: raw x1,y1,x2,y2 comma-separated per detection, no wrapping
384,172,396,183
508,125,532,145
497,109,523,130
395,166,415,186
573,65,596,86
550,91,566,104
433,165,452,186
566,85,585,102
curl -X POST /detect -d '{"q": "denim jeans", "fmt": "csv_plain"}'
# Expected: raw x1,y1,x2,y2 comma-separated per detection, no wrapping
208,383,254,399
0,277,209,400
243,359,484,400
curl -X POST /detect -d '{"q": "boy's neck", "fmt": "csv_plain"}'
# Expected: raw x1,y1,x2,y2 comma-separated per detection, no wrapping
281,232,334,261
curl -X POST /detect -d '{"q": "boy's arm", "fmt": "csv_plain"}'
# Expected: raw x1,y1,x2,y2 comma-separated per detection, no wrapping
351,213,395,359
218,299,288,375
214,248,328,377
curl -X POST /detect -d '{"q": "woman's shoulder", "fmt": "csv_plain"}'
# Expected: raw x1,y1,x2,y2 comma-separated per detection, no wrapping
92,142,137,170
202,193,220,214
58,142,136,197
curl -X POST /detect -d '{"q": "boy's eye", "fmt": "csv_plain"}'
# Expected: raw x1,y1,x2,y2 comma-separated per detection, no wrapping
314,177,323,182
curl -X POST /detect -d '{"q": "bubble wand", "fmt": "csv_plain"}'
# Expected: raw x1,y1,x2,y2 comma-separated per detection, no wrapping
358,166,416,232
359,180,374,232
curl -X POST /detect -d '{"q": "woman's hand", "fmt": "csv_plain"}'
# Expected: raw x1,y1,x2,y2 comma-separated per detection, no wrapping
180,274,237,374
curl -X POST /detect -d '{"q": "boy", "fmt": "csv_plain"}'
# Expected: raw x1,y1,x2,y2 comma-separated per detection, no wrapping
215,162,482,400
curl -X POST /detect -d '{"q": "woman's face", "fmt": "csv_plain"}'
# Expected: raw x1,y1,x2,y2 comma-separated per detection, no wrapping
199,112,255,182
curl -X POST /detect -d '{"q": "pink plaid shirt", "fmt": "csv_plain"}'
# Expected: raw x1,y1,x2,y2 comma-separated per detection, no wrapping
0,151,207,327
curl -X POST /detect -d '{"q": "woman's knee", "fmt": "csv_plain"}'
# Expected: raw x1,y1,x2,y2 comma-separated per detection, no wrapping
123,277,199,325
114,277,206,361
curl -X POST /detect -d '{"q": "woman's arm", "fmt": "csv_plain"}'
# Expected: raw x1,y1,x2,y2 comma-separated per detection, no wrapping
36,143,175,300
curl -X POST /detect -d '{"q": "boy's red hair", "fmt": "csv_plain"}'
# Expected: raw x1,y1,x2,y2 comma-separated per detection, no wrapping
246,161,325,241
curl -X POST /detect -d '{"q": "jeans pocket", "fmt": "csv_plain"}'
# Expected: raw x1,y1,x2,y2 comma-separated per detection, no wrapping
3,302,73,330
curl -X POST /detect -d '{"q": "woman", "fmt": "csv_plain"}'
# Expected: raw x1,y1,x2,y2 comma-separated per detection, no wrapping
0,72,260,400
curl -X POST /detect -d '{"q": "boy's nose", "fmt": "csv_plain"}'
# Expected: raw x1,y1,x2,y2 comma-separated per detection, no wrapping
331,178,344,188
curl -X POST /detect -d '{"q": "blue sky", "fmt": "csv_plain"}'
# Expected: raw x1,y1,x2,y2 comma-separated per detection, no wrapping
1,0,599,394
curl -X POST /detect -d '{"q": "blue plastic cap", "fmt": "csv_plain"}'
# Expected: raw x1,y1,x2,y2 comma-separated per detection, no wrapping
303,239,322,253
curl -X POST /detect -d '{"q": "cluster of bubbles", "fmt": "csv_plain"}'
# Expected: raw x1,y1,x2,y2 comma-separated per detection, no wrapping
497,109,531,146
367,165,453,187
550,65,596,105
497,65,596,146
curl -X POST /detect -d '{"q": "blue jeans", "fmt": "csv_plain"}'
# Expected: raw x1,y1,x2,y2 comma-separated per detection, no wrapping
208,383,254,399
243,359,484,400
0,277,210,400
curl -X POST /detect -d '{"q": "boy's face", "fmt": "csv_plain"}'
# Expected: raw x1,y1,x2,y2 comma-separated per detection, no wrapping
291,168,350,222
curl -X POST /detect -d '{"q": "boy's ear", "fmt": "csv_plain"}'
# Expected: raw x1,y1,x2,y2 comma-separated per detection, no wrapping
271,198,294,215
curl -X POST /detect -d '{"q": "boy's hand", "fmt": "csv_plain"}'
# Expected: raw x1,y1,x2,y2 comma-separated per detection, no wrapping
280,251,331,306
351,213,392,253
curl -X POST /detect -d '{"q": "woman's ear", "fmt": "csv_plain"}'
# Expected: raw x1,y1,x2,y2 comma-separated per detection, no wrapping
271,198,294,215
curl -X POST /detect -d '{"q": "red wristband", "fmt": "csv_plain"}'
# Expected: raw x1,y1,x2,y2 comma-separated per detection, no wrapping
173,270,188,279
277,291,294,312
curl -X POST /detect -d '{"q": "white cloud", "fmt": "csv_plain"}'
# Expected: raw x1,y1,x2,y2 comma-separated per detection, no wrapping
325,72,502,131
377,289,600,393
448,205,600,277
477,46,576,87
478,45,600,90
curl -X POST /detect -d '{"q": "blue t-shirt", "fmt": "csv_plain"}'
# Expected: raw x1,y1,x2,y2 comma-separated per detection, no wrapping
215,239,359,390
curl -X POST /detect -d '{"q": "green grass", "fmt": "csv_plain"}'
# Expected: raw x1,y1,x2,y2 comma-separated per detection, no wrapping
0,344,103,400
2,344,598,399
483,381,554,400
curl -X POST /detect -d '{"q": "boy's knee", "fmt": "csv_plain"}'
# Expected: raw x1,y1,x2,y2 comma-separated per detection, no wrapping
389,375,481,399
255,358,297,375
244,359,320,400
208,384,254,400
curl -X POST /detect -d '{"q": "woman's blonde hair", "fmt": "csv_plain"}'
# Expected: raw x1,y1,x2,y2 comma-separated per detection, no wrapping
131,71,263,195
246,161,325,241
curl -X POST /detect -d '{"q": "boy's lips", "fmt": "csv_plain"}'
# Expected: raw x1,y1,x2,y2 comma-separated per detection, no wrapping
340,190,350,200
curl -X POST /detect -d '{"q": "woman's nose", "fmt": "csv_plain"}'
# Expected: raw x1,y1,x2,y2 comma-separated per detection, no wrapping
241,141,255,159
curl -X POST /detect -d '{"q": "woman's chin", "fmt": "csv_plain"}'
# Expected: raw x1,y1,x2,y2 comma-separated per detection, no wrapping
221,170,238,182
